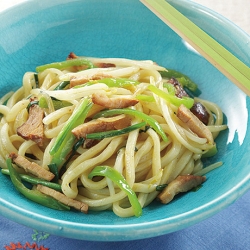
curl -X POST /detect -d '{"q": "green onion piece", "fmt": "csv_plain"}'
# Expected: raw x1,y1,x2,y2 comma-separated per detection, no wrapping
148,84,194,109
88,165,142,217
136,95,155,102
5,158,69,210
60,138,85,174
39,97,72,110
50,98,92,155
54,81,70,90
50,133,76,169
94,108,168,142
156,184,167,191
34,73,39,88
48,163,59,182
86,122,147,140
36,58,95,73
160,69,198,92
49,98,93,169
1,168,62,192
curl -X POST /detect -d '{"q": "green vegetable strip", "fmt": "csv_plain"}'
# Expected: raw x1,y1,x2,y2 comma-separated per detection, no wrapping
98,78,139,88
136,95,155,102
39,97,72,110
51,99,72,110
147,84,194,109
50,133,76,169
36,58,95,73
156,184,168,191
159,69,198,91
50,98,93,155
88,166,142,217
163,83,176,95
34,73,39,88
86,122,147,140
94,108,168,142
60,138,85,172
1,168,62,192
54,81,70,90
38,97,47,108
48,163,59,182
73,78,139,89
5,158,69,210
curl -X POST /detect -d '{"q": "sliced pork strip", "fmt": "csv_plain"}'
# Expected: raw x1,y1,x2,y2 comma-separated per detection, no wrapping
158,175,206,204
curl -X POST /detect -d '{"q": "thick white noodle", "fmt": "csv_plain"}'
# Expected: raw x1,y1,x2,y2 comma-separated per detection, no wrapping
0,56,227,217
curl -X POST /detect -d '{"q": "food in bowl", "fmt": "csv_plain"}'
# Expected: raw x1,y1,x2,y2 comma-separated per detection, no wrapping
0,53,227,217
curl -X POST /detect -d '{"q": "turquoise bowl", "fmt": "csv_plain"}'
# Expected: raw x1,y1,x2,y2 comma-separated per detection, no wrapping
0,0,249,241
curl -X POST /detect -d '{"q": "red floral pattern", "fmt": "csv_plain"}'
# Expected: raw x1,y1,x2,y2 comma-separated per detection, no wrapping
4,242,49,250
4,230,50,250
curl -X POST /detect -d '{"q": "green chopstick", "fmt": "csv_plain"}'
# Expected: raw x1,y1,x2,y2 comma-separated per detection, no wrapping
140,0,250,96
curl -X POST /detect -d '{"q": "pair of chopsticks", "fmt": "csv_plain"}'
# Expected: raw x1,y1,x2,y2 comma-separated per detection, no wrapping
140,0,250,96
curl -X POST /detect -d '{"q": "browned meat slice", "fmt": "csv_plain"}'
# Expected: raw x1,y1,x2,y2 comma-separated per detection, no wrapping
157,175,206,204
10,153,54,181
95,62,116,68
67,52,78,60
72,115,131,140
168,77,189,98
190,102,210,125
69,73,112,88
168,78,210,125
69,77,89,87
17,104,44,147
177,104,214,144
37,184,88,213
92,92,138,109
84,139,99,149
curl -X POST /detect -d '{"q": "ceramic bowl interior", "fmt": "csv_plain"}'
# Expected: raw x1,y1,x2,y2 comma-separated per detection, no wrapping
0,0,250,241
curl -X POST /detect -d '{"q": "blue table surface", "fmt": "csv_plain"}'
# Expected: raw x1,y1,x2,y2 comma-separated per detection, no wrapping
1,188,250,250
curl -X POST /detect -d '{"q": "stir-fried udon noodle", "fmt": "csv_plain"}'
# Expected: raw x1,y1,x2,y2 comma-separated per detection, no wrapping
0,54,227,217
